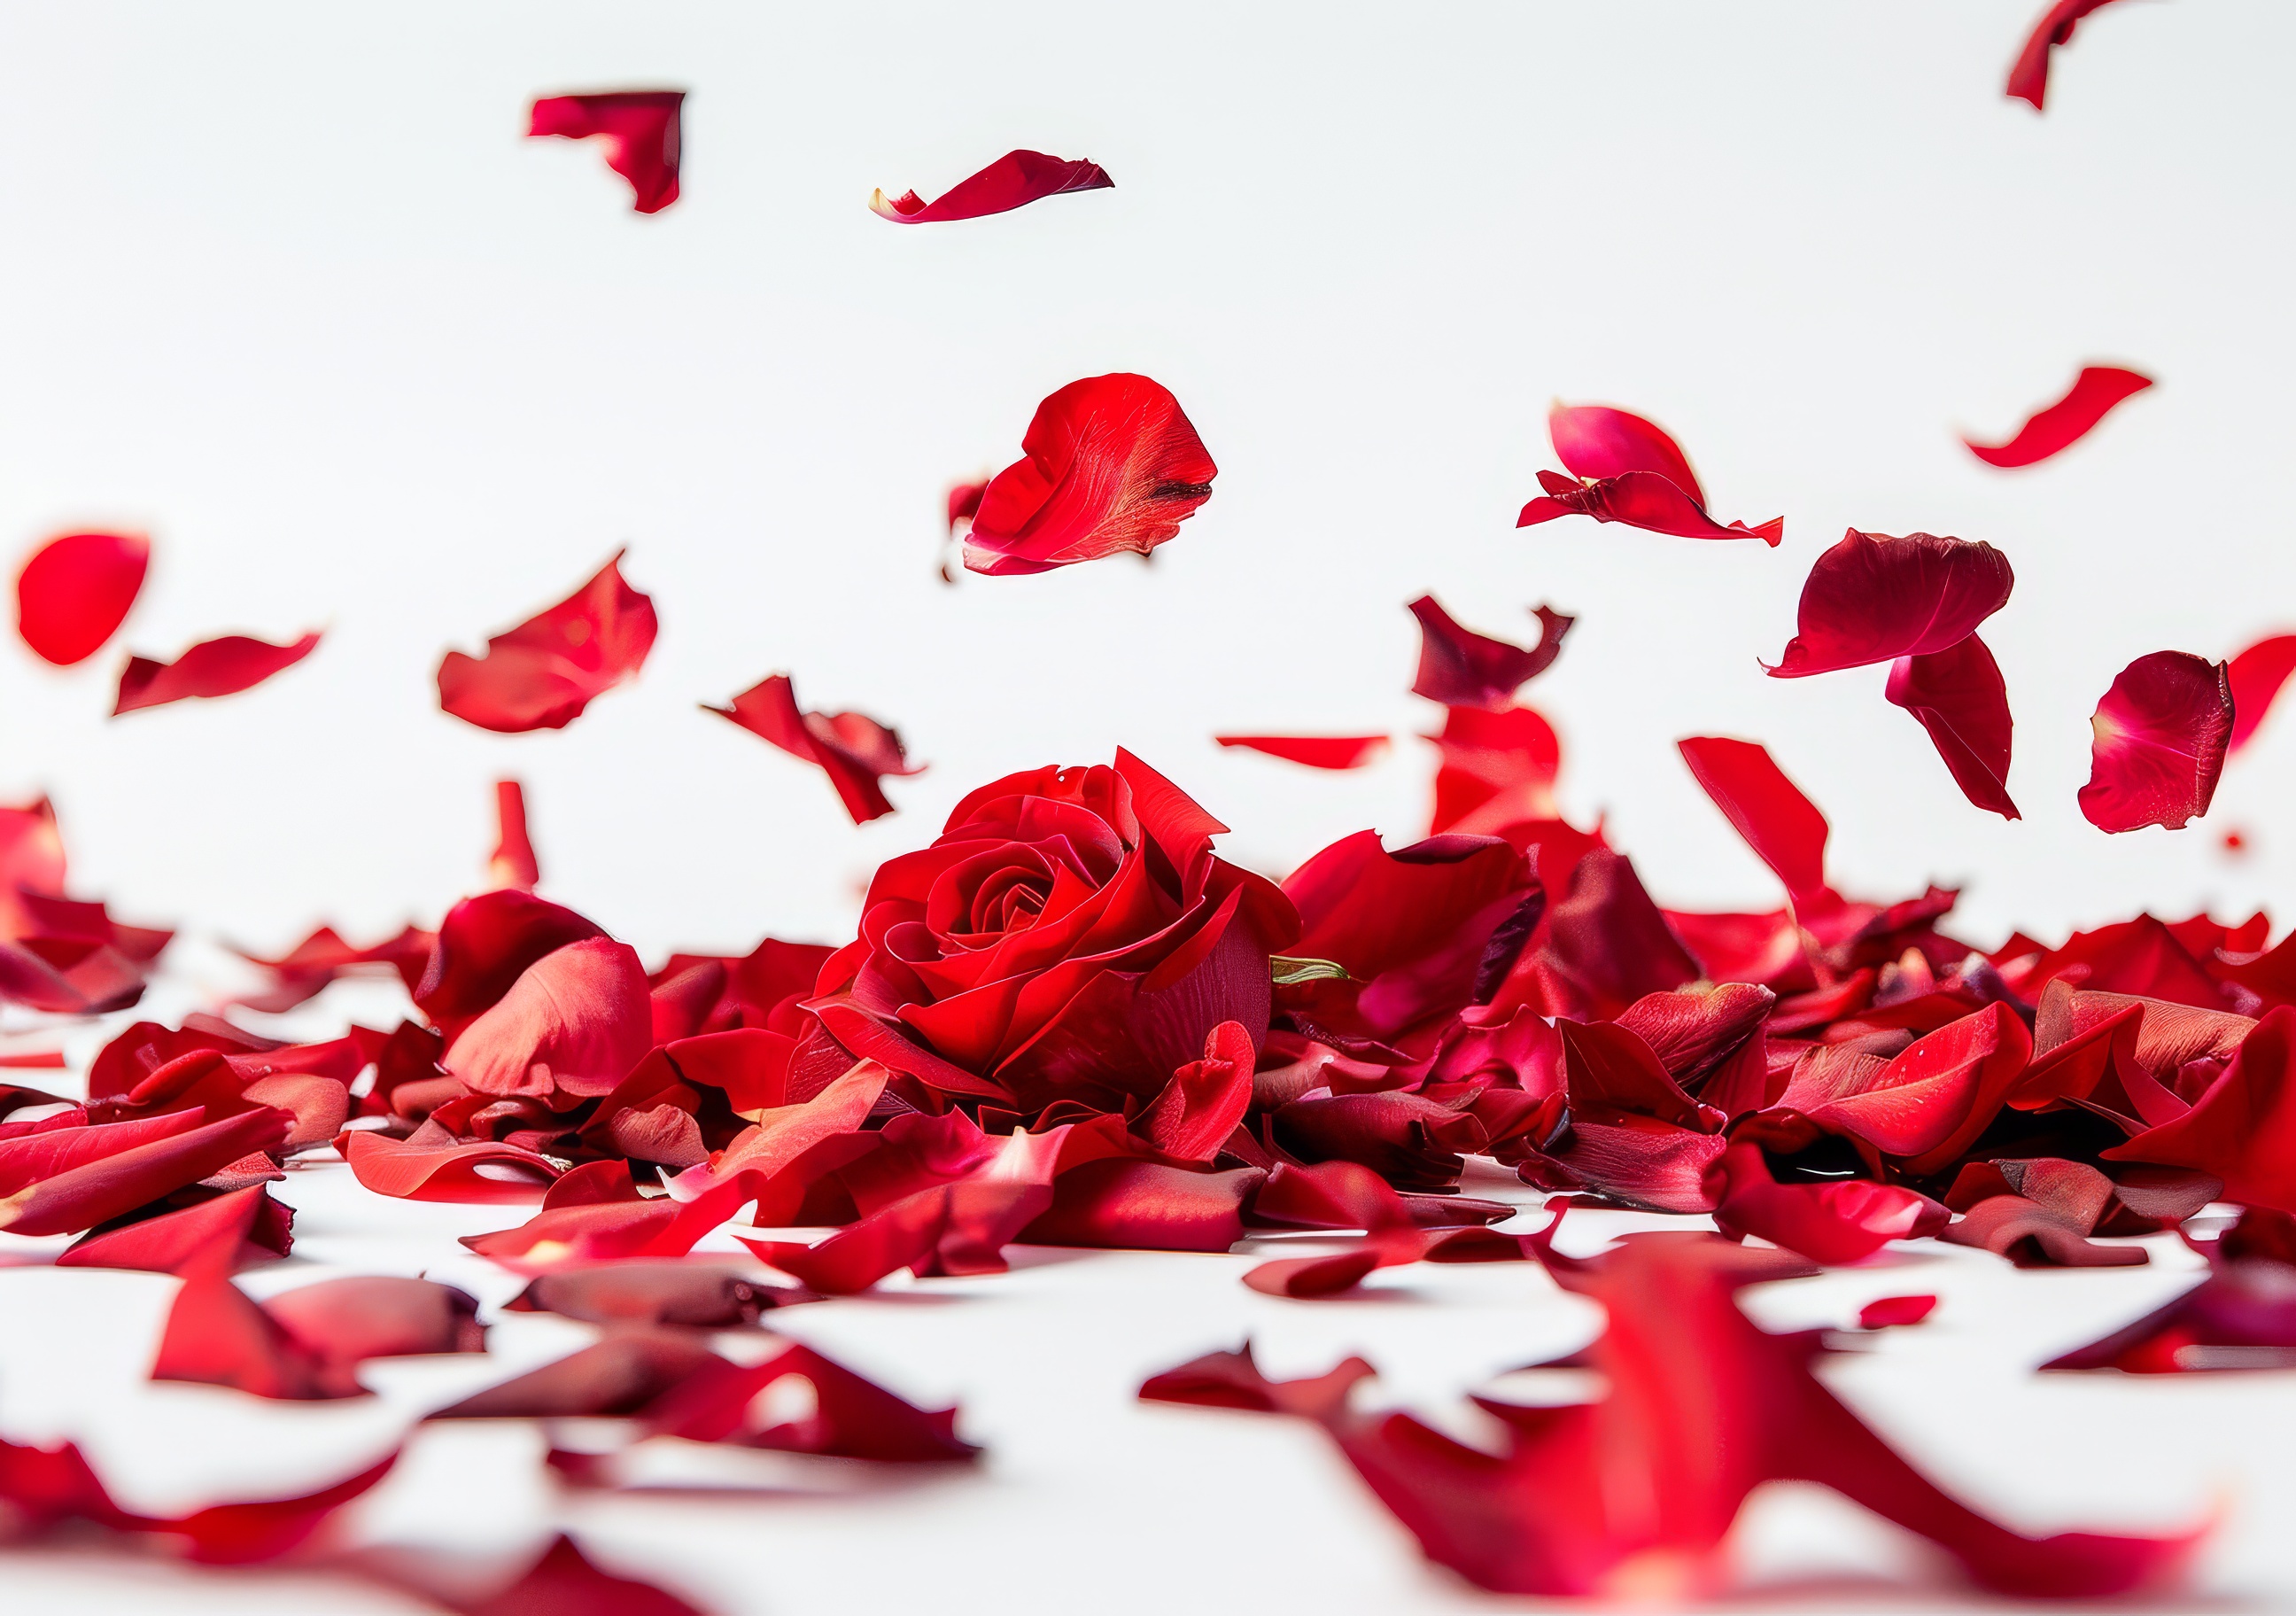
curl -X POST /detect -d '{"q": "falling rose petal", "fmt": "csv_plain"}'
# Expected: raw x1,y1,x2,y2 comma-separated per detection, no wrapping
964,373,1215,576
2007,0,2135,110
437,553,657,734
870,150,1113,224
1886,634,2020,819
2079,650,2233,833
15,532,148,666
705,673,922,823
1215,734,1389,769
1859,1294,1939,1329
2227,633,2296,753
1677,736,1831,903
527,91,684,214
1766,530,2013,678
489,780,539,891
1965,365,2152,467
1408,596,1574,710
1517,470,1781,545
1547,404,1706,500
946,479,989,535
112,632,320,716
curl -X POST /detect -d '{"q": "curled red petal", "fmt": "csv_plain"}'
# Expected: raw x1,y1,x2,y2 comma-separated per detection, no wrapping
2227,633,2296,753
640,1341,978,1463
1242,1247,1385,1298
337,1130,560,1202
1136,1020,1257,1162
1408,595,1573,709
505,1262,789,1328
1547,403,1705,504
437,553,656,734
488,780,539,891
2106,1006,2296,1213
1214,734,1388,769
1518,470,1780,545
965,374,1214,575
1965,364,2151,466
743,1180,1051,1293
112,631,320,716
1886,633,2020,819
57,1183,293,1274
1022,1159,1261,1251
16,532,147,666
527,91,684,213
1677,735,1830,903
2006,0,2133,110
462,1200,684,1270
1707,1143,1946,1264
444,936,652,1103
433,1329,724,1418
1768,530,2013,677
0,1107,289,1236
706,672,921,823
2079,650,2233,833
1858,1294,1939,1329
869,150,1112,223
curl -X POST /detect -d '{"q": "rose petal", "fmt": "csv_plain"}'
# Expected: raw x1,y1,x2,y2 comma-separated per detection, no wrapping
2007,0,2134,110
2227,633,2296,753
57,1184,293,1275
1547,403,1705,501
640,1341,979,1462
869,150,1112,223
705,672,921,823
741,1179,1051,1293
436,553,656,734
2079,650,2233,832
1517,470,1781,545
527,91,684,213
1858,1294,1939,1329
964,374,1214,576
1408,595,1573,710
1214,734,1389,769
1964,365,2152,466
444,936,652,1103
112,632,320,716
15,532,147,666
488,780,539,891
504,1262,789,1328
1678,736,1831,902
1766,530,2013,678
1886,633,2020,819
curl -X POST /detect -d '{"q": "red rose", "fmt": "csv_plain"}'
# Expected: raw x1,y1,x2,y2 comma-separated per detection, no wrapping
808,751,1297,1118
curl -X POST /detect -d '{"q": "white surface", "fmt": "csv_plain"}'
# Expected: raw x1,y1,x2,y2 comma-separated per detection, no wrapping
0,4,2292,1612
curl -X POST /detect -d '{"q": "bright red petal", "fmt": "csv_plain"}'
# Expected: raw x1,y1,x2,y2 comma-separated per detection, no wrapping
1519,470,1781,545
1677,736,1830,902
437,554,656,734
965,374,1214,575
2227,633,2296,753
1886,633,2019,819
2006,0,2133,110
870,150,1112,223
527,91,684,213
1215,734,1388,769
488,780,539,891
1965,365,2151,466
1408,595,1572,709
2079,651,2233,833
1547,403,1705,504
1767,530,2013,677
112,632,320,716
15,532,147,666
706,672,921,823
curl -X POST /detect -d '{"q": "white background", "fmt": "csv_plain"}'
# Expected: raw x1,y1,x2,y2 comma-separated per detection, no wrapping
0,4,2293,1612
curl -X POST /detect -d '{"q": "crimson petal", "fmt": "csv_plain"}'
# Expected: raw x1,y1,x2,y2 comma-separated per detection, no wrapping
1677,736,1830,903
16,532,147,666
1965,365,2151,466
2227,633,2296,753
437,553,656,734
2079,650,2233,833
2007,0,2135,110
1886,633,2019,819
870,150,1112,223
706,673,921,823
1214,734,1388,769
112,632,320,716
1408,595,1573,709
527,91,684,213
1767,530,2013,678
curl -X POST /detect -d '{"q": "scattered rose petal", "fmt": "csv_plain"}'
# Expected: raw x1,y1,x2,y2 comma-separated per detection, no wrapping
964,374,1215,575
528,91,684,213
1408,595,1573,709
2227,633,2296,753
1707,1142,1948,1263
57,1183,293,1274
1766,530,2013,678
505,1262,791,1328
1520,403,1780,544
741,1180,1051,1293
1886,633,2019,818
1965,365,2152,466
2007,0,2135,109
112,631,320,716
639,1341,980,1462
1859,1294,1939,1329
437,553,656,734
704,673,922,822
869,150,1112,223
2079,650,2233,832
16,531,147,666
1214,734,1389,769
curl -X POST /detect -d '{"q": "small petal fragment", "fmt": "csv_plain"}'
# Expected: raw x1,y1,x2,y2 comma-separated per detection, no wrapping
112,632,320,716
2007,0,2134,110
16,532,147,665
965,374,1215,576
489,780,539,891
437,554,656,734
1887,634,2020,819
870,150,1112,223
527,91,684,213
1965,365,2151,465
706,673,922,823
2079,651,2233,833
1767,530,2013,678
1215,734,1388,769
1408,596,1573,710
2227,633,2296,753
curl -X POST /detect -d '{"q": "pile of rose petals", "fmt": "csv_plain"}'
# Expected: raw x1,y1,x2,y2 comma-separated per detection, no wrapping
5,19,2293,1611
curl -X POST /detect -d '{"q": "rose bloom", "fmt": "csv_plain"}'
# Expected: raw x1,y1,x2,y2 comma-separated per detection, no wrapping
806,752,1298,1121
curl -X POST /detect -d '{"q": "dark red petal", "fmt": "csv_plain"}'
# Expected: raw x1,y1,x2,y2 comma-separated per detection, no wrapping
1677,736,1830,902
1707,1143,1946,1264
437,554,656,734
1242,1247,1385,1298
1886,634,2020,819
2106,1006,2296,1213
1547,403,1704,504
504,1262,787,1328
2227,633,2296,752
1518,471,1781,545
1965,365,2151,465
1214,734,1388,769
965,374,1215,575
0,1107,290,1236
1767,530,2013,678
151,1271,346,1400
15,532,147,666
2006,0,2133,110
432,1534,710,1616
112,632,320,716
416,889,603,1038
2079,651,2233,833
1859,1294,1939,1329
56,1184,292,1274
488,780,539,891
432,1330,724,1418
640,1341,978,1463
705,673,920,823
1022,1160,1261,1251
869,150,1112,223
263,1277,485,1364
1408,595,1573,709
743,1180,1050,1293
527,91,684,213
